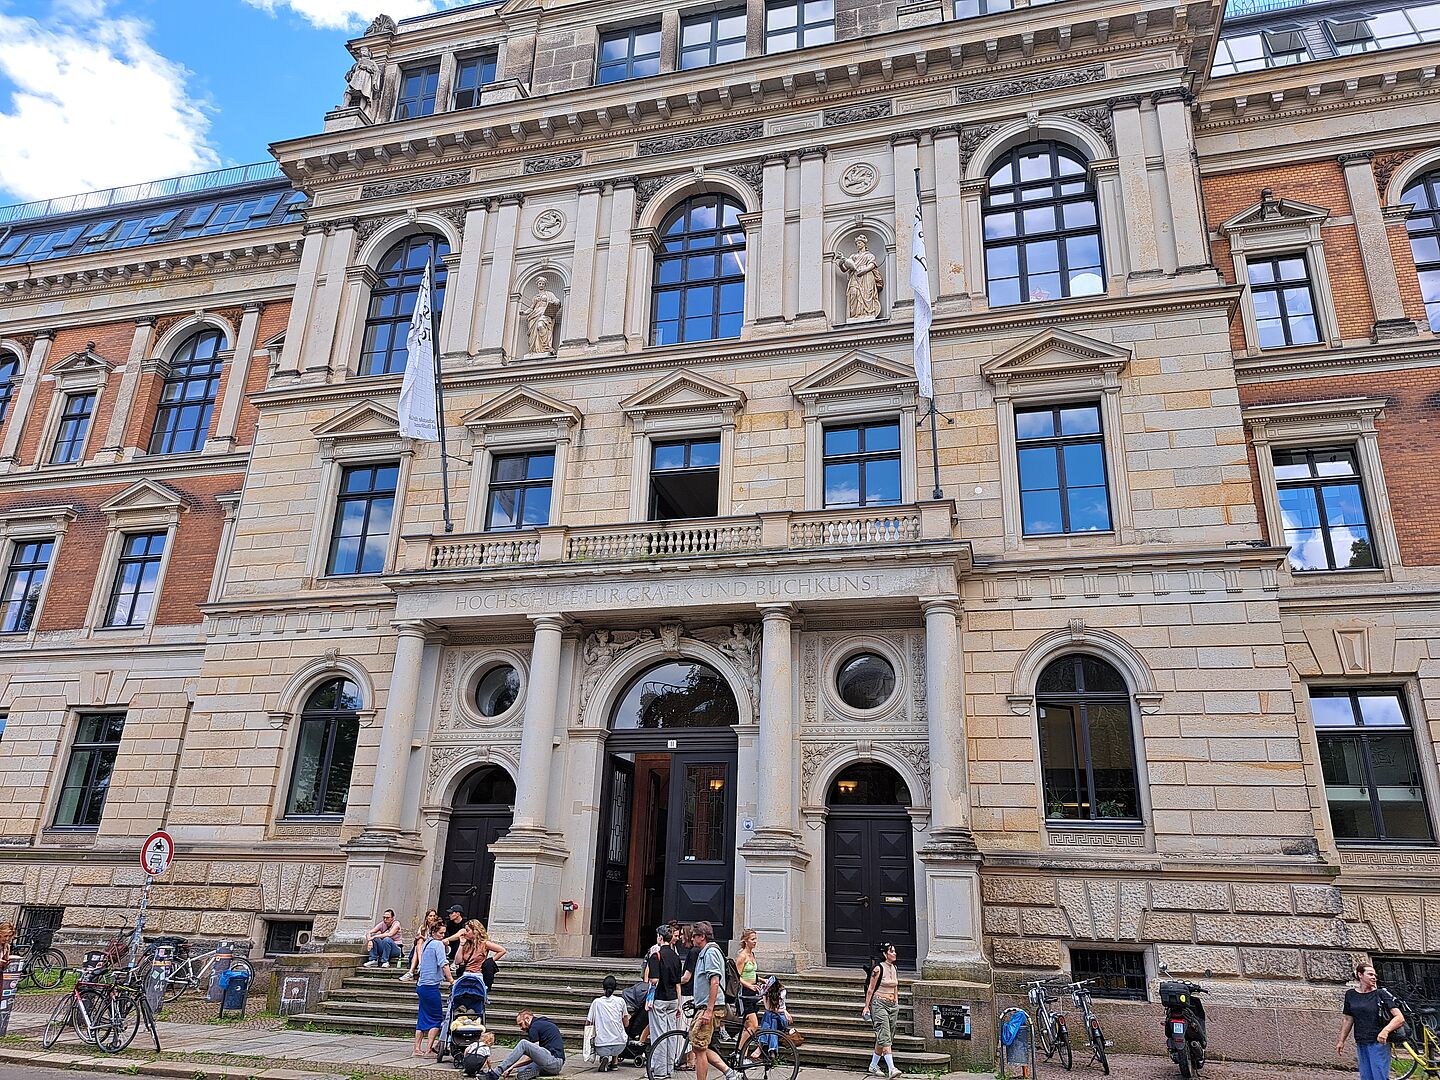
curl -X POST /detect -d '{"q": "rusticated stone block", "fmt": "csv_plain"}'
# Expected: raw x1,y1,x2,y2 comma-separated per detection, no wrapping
1293,884,1344,916
983,906,1021,935
208,861,258,886
111,867,148,887
313,915,339,938
1232,883,1292,914
319,864,346,889
991,937,1065,969
1240,947,1302,978
1304,950,1354,983
981,875,1056,906
1020,908,1073,938
166,861,211,885
1057,880,1092,938
1196,915,1343,948
1360,896,1402,950
157,909,201,934
1390,895,1425,950
1151,881,1231,912
1141,912,1195,942
199,910,253,936
150,885,220,908
1118,883,1147,940
1155,944,1241,976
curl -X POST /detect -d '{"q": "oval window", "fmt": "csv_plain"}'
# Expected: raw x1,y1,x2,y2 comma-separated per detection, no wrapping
474,664,521,717
836,652,896,711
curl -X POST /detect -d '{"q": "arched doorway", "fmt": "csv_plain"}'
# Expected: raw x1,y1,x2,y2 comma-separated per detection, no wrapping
438,765,516,924
593,659,739,956
824,762,918,969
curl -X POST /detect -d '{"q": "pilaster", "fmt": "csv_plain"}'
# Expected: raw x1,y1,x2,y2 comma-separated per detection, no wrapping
443,200,489,358
757,154,788,324
1110,97,1163,279
932,127,969,306
600,181,636,345
94,318,156,462
208,303,263,453
566,183,605,346
1152,90,1214,277
1340,152,1422,340
892,134,922,307
796,146,828,323
478,194,525,358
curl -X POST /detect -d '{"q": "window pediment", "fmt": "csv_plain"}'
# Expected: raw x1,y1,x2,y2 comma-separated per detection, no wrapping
982,328,1129,398
98,479,188,528
0,503,79,540
48,345,114,392
312,401,408,461
622,369,745,430
790,350,919,411
1242,396,1388,443
1221,196,1329,252
462,385,581,444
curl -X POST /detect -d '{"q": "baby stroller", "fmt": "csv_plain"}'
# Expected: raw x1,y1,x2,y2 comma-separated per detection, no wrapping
438,972,489,1065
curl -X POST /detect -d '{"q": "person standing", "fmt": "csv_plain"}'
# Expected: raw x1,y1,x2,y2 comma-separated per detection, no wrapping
364,909,404,967
649,925,685,1079
414,924,454,1057
1338,962,1406,1080
862,943,903,1078
689,922,737,1080
456,919,508,986
735,929,762,1046
442,905,468,963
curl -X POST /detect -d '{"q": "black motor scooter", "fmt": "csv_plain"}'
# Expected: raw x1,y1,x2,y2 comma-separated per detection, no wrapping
1158,969,1208,1077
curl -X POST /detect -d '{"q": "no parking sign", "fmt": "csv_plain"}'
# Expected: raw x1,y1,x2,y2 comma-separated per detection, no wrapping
142,830,174,876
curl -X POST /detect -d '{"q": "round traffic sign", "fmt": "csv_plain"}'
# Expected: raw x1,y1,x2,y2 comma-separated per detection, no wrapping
141,830,174,875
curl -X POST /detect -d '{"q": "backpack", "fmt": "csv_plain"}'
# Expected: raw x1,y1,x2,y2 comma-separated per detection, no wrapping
724,955,743,1002
1380,989,1414,1045
861,962,876,999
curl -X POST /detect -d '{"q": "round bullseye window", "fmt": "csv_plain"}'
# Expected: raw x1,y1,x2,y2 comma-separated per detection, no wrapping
474,664,521,718
836,652,896,711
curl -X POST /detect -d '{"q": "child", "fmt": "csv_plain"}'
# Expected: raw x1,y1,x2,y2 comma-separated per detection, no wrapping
587,974,631,1073
461,1029,495,1077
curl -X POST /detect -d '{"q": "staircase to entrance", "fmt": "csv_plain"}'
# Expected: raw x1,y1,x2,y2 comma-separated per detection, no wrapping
287,958,950,1071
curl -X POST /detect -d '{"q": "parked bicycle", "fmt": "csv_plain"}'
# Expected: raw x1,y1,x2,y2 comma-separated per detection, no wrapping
139,937,252,1002
644,998,800,1080
1390,1001,1440,1078
1064,979,1110,1075
42,970,126,1050
15,928,67,990
1023,977,1073,1071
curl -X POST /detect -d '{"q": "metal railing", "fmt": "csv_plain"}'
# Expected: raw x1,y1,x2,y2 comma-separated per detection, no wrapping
1223,0,1312,18
0,161,287,226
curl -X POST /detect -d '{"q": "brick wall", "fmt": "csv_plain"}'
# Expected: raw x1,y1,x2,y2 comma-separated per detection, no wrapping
16,322,135,465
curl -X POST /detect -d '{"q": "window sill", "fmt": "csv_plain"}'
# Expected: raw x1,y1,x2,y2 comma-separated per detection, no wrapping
1288,567,1386,577
1045,818,1144,829
1022,529,1117,541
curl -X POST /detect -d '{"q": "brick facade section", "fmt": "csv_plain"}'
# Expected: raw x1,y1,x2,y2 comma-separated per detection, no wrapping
15,322,134,465
1239,367,1440,566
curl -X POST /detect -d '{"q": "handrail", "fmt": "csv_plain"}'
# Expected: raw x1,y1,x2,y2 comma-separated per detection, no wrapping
0,161,287,226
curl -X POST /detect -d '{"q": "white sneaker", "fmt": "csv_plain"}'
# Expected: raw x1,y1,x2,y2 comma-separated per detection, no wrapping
724,1072,738,1080
363,960,379,967
888,1070,904,1078
399,972,415,982
868,1068,882,1077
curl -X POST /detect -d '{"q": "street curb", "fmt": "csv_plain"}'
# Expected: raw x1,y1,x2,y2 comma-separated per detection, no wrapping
0,1046,337,1079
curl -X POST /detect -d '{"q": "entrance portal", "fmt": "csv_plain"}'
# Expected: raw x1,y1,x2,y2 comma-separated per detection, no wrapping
593,660,739,956
824,762,918,969
438,765,515,923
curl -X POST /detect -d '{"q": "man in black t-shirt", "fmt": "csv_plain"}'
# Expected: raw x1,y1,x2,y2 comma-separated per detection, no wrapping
489,1009,565,1080
1339,962,1405,1080
649,925,686,1079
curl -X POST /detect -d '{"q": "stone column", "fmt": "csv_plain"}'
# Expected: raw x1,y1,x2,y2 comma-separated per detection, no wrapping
796,147,828,323
443,200,489,357
1152,90,1210,273
366,621,431,836
1110,97,1163,279
892,133,922,307
600,181,636,344
0,330,53,471
566,182,604,346
488,613,571,958
932,127,968,305
740,604,810,971
95,318,156,462
916,595,987,980
757,154,788,324
305,218,359,378
478,194,524,357
1340,152,1420,340
275,223,327,379
959,178,989,306
208,303,262,453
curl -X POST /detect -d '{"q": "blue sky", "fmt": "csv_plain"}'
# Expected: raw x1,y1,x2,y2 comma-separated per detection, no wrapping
0,0,468,206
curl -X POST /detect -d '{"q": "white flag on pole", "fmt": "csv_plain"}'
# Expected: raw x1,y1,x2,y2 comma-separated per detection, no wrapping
398,259,440,442
910,187,934,400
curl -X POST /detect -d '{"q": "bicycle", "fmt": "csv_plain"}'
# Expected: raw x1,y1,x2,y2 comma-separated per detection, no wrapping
1065,979,1110,1075
14,928,67,990
1024,977,1073,1071
141,938,253,1002
644,998,800,1080
1391,1004,1440,1078
42,971,128,1050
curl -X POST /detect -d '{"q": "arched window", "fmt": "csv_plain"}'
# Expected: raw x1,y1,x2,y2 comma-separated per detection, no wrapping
1403,169,1440,332
984,142,1104,307
0,349,19,426
359,233,450,376
610,659,739,729
827,761,911,806
455,764,516,808
149,329,225,455
1036,654,1140,822
285,677,363,818
652,195,746,346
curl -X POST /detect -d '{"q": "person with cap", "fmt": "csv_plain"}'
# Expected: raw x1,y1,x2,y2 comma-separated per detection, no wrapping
442,904,467,963
587,975,630,1072
649,924,685,1079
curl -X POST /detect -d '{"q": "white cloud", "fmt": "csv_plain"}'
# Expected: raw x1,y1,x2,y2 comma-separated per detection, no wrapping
0,4,220,203
241,0,456,31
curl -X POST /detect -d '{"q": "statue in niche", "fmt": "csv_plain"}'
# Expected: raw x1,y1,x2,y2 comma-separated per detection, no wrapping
343,47,382,113
525,276,562,355
838,234,884,321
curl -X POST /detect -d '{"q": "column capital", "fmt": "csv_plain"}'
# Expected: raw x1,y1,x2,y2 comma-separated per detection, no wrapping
1337,151,1375,167
134,316,157,328
241,301,264,314
391,619,434,640
920,594,962,617
1151,87,1194,106
498,192,527,208
529,612,570,633
33,328,56,342
757,603,797,623
1108,95,1143,111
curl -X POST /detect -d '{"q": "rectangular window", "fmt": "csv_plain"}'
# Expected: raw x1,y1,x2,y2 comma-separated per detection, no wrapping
954,0,1013,16
1326,18,1378,53
104,531,166,628
284,713,359,818
1070,949,1147,1000
680,8,748,69
765,0,835,52
0,537,54,633
50,392,96,465
452,52,498,109
683,764,727,862
649,437,721,520
1273,447,1376,571
1312,688,1433,844
264,920,312,957
1248,255,1321,349
395,63,440,119
1261,27,1310,64
1211,33,1268,75
1015,404,1112,535
326,463,399,576
597,23,662,84
54,713,125,829
822,421,902,509
1376,957,1440,1005
17,905,64,949
486,450,555,530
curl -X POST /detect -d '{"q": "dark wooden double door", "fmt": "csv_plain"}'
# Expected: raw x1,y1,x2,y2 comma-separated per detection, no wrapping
825,808,918,968
593,734,737,956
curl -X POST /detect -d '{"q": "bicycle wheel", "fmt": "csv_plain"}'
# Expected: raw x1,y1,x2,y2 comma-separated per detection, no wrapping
1056,1028,1073,1071
27,948,67,989
647,1029,695,1080
1092,1031,1110,1076
75,985,120,1045
96,992,142,1053
162,970,195,1003
42,995,74,1049
735,1029,800,1080
1390,1042,1421,1080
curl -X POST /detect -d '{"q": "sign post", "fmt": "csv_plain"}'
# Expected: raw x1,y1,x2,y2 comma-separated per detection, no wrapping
130,830,174,969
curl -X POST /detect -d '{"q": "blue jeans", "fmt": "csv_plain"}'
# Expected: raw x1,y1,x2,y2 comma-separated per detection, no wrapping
498,1038,564,1080
369,937,400,964
1357,1040,1392,1080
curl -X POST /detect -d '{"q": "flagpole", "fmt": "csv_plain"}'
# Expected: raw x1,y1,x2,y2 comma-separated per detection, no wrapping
916,169,943,501
429,238,454,533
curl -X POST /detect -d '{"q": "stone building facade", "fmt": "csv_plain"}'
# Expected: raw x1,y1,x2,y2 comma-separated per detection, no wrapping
1,0,1439,1055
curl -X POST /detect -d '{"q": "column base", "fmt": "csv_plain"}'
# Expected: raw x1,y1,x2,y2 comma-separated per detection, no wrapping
918,835,989,980
334,832,429,943
1372,318,1423,342
485,830,571,960
739,834,812,971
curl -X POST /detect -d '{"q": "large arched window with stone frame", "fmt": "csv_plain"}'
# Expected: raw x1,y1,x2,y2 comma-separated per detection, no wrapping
149,328,226,455
0,348,20,427
651,194,746,347
359,233,450,377
1403,168,1440,332
1036,654,1141,822
284,677,363,819
983,141,1105,307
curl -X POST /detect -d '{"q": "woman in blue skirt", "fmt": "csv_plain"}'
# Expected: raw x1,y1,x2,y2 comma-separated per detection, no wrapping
414,923,454,1056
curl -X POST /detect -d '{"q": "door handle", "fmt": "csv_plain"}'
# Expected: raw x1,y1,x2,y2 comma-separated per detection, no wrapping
860,895,870,908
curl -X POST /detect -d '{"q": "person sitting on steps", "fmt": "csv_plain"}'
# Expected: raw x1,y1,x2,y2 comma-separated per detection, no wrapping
363,908,403,968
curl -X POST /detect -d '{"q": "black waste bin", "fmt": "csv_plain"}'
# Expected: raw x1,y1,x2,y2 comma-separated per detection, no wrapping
218,970,250,1017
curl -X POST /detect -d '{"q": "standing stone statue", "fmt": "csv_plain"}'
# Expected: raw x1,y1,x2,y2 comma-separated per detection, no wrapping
344,47,382,113
525,276,562,355
838,234,884,321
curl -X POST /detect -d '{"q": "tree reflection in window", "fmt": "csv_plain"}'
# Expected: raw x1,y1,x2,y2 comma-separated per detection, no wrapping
610,660,739,729
285,678,362,818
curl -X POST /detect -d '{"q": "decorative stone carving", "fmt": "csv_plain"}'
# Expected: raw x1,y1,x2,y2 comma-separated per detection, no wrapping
426,744,471,798
824,102,893,127
909,633,926,723
1062,106,1116,153
524,277,562,355
360,170,471,200
532,209,566,240
355,217,390,245
436,651,460,731
958,123,1002,171
436,206,468,234
638,123,764,158
893,742,931,801
801,742,841,802
636,173,682,214
837,234,884,321
525,153,583,175
957,66,1106,104
802,638,818,724
364,14,397,36
343,47,381,113
839,162,880,197
694,623,760,711
1373,149,1419,199
580,628,656,712
1048,828,1147,850
724,162,763,197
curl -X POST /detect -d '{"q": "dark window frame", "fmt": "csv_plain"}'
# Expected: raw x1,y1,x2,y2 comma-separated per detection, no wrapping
452,51,498,109
0,349,20,426
1070,948,1148,1001
326,462,399,577
394,62,441,119
680,7,748,69
103,531,167,628
651,194,747,346
596,22,663,85
821,420,904,509
16,906,65,948
1015,403,1113,536
1247,253,1322,349
1376,956,1440,1009
1404,169,1440,333
0,536,54,634
53,713,126,830
1272,446,1377,572
359,234,450,377
1037,655,1141,823
264,919,313,957
149,329,225,455
648,435,722,521
284,679,363,820
485,448,555,531
764,0,837,52
1325,17,1379,53
50,392,96,465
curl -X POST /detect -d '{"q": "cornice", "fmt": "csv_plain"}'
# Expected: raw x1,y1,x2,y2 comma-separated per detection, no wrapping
970,544,1289,577
1233,339,1440,382
1194,59,1440,133
0,284,296,339
201,593,397,619
0,451,250,492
